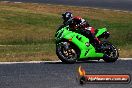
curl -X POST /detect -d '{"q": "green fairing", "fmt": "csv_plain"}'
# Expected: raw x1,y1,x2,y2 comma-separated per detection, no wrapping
56,27,104,60
95,28,107,37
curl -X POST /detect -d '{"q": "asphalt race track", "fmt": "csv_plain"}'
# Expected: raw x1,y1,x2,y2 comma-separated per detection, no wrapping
5,0,132,11
0,60,132,88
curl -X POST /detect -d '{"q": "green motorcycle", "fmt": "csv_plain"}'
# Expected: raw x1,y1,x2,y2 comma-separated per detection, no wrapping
55,26,119,63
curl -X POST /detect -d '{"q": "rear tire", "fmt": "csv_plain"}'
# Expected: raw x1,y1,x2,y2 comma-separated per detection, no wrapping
56,40,80,64
102,41,119,62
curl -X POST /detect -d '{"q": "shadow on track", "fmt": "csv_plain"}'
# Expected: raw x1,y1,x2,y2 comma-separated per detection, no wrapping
42,59,125,64
44,60,108,64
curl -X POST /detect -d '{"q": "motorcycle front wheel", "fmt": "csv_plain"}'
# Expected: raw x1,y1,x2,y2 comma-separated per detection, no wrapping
56,41,80,64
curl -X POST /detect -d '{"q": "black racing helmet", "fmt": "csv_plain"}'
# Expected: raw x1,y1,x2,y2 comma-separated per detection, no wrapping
62,12,73,22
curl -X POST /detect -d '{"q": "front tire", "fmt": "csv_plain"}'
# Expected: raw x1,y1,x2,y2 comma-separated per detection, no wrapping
56,41,80,64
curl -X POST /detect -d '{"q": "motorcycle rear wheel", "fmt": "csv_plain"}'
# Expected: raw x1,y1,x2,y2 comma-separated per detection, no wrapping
102,41,119,62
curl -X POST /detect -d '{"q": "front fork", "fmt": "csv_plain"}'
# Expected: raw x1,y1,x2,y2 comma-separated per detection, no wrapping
62,42,70,50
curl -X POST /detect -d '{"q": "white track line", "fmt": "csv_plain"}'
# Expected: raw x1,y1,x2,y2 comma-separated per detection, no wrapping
0,60,61,64
119,58,132,60
0,58,131,64
0,1,10,3
14,2,22,4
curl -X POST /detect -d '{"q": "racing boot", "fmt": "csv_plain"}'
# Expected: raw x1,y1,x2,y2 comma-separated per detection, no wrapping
93,38,102,52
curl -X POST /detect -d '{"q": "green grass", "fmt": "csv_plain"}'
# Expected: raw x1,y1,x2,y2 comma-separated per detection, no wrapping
0,44,57,62
0,2,131,61
0,7,60,45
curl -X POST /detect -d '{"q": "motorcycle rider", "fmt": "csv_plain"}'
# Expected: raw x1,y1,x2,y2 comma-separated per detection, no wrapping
62,12,101,50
